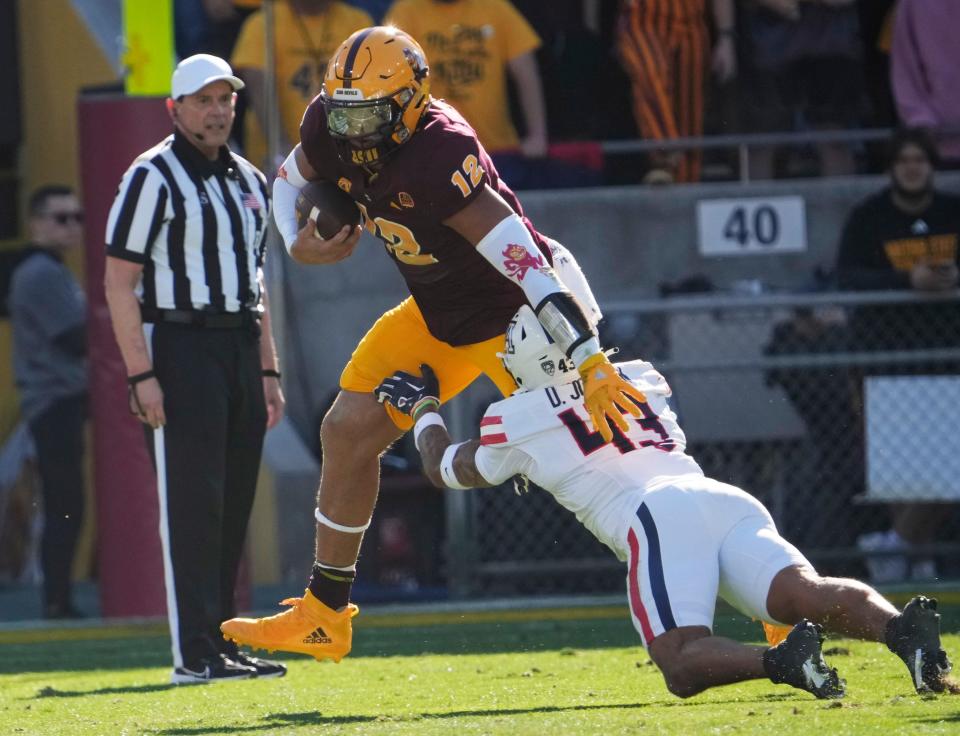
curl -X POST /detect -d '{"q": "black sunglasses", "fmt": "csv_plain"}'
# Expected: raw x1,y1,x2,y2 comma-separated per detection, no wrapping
48,211,84,225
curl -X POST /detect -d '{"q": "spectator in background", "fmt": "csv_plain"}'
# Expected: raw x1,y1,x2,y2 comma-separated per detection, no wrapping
836,128,960,583
232,0,373,170
175,0,256,60
891,0,960,168
384,0,550,188
616,0,736,184
856,0,897,130
740,0,862,180
509,1,608,143
8,185,88,619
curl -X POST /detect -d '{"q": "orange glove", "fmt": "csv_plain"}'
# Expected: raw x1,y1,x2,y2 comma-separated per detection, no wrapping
578,353,647,443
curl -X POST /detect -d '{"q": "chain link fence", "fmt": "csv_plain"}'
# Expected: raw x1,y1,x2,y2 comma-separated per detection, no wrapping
444,291,960,598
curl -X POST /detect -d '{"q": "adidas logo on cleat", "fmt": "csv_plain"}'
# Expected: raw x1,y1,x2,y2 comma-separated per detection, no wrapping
303,627,332,645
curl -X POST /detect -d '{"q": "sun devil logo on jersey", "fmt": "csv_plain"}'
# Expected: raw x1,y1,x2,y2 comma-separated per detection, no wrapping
502,244,544,282
541,359,555,376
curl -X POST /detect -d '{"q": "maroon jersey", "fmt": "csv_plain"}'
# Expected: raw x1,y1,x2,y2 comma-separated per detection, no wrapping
300,98,551,346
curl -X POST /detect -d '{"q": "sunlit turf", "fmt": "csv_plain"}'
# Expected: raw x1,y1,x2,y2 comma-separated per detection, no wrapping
1,608,957,735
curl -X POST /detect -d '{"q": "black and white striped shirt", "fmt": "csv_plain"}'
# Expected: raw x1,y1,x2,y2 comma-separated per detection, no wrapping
105,130,271,313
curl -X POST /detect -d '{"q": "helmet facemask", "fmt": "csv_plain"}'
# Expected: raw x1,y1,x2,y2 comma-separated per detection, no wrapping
323,87,415,166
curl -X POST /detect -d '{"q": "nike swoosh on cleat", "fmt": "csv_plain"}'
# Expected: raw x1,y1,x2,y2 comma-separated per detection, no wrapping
802,659,828,690
177,666,212,678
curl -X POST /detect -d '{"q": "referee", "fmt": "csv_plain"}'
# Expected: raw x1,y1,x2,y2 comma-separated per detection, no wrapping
104,54,286,684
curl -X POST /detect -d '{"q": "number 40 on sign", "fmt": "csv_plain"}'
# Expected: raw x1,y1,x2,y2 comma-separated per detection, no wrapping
696,196,806,256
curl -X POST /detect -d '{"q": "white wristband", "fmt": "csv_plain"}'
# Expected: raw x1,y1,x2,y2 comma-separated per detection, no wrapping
440,442,470,490
413,412,446,451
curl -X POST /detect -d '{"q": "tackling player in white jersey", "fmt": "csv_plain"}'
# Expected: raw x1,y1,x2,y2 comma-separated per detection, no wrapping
375,305,954,699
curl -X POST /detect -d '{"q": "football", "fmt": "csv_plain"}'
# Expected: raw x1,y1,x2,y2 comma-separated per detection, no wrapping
295,180,362,240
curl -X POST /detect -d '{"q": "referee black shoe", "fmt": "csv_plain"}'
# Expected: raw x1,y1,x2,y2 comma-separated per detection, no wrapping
231,651,287,679
170,654,257,685
886,596,953,693
763,620,845,699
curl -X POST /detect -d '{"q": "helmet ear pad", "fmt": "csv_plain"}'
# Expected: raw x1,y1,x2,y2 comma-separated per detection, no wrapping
501,305,578,393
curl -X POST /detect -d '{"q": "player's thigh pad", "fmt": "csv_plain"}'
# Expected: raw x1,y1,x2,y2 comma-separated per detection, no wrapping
697,478,811,624
624,479,721,648
340,297,507,429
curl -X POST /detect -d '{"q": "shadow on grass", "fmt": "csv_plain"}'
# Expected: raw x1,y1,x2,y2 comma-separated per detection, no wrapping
31,683,178,698
155,702,670,734
156,693,831,735
908,709,960,725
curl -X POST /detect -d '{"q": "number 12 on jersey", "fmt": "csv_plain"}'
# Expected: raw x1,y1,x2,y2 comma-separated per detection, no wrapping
451,154,484,197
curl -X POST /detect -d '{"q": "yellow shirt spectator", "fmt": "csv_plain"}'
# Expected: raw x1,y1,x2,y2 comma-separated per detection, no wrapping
385,0,541,153
232,0,373,163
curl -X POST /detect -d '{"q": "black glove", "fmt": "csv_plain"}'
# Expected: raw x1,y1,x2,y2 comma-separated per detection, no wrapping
374,363,440,418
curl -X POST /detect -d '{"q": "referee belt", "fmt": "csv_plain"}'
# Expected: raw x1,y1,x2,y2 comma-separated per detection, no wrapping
141,307,259,329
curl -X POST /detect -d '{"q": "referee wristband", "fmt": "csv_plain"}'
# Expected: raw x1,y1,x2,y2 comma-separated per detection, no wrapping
127,369,156,386
413,412,446,452
262,369,281,380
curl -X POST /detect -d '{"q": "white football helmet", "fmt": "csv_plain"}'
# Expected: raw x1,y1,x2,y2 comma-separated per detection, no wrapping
501,305,579,392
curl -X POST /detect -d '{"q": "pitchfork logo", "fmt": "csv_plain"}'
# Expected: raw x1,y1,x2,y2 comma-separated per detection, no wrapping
501,244,544,282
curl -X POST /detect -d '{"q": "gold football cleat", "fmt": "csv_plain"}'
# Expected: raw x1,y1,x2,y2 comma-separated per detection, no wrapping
221,589,359,663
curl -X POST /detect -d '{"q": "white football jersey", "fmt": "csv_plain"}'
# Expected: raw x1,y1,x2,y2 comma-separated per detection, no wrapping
473,360,704,561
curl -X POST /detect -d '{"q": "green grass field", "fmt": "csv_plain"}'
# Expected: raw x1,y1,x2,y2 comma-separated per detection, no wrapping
1,604,957,735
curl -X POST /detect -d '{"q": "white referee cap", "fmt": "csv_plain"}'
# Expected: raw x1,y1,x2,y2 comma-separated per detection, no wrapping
171,54,244,99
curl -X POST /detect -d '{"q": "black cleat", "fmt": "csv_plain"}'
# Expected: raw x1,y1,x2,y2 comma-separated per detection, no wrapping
232,651,287,679
886,596,953,693
170,654,257,685
763,620,846,699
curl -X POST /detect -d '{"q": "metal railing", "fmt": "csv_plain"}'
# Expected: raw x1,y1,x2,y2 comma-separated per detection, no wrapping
597,127,960,183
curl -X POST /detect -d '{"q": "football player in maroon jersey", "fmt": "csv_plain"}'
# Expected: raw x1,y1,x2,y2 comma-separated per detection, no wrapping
222,26,644,660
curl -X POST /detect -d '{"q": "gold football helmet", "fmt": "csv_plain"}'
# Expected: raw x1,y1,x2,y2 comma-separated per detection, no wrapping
321,26,431,167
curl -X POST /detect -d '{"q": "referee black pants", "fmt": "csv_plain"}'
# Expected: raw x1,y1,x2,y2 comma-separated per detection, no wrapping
145,321,266,669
